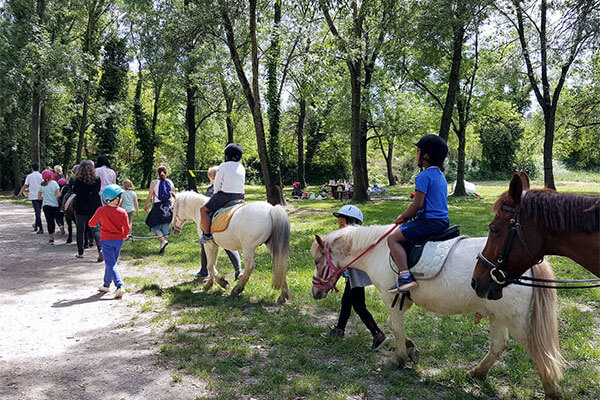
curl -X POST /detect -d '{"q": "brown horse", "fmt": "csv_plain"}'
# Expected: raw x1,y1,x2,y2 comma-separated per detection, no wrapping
472,172,600,300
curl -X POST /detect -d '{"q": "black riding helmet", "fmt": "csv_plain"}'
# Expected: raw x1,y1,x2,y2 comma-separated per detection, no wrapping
224,143,243,161
413,134,448,168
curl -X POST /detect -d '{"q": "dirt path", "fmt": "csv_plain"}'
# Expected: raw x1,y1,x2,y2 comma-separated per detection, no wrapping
0,201,205,400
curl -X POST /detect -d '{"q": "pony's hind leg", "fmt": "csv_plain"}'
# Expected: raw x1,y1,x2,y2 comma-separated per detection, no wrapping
276,280,290,304
468,316,509,380
232,248,255,296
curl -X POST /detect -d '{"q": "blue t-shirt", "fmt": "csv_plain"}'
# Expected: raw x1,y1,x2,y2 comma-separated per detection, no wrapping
39,180,60,207
415,167,448,222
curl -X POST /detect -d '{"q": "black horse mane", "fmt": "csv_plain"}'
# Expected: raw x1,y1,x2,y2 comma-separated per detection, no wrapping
495,190,600,233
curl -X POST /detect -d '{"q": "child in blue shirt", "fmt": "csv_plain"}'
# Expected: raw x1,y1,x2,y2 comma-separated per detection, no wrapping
387,134,449,292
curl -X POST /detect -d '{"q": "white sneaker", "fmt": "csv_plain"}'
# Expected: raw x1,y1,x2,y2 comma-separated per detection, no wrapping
158,241,169,254
98,285,110,293
114,287,125,299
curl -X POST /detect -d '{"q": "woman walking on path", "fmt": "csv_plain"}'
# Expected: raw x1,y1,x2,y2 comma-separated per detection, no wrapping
144,165,174,254
17,163,44,234
329,205,386,350
72,160,102,261
38,169,61,244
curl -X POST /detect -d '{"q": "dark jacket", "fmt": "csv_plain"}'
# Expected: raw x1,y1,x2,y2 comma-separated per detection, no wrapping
205,184,214,198
72,178,101,216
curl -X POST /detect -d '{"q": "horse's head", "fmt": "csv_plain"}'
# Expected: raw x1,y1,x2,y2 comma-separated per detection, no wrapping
311,232,352,300
472,172,542,300
170,193,185,235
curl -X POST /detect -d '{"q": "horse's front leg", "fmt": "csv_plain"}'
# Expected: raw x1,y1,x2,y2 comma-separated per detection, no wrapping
204,242,229,290
382,292,415,366
232,248,255,296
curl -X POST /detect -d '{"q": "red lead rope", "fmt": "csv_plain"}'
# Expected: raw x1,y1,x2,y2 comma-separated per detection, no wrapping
313,224,399,292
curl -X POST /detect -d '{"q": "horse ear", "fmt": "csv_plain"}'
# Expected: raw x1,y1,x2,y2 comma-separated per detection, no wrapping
509,173,523,205
519,171,530,190
315,235,324,248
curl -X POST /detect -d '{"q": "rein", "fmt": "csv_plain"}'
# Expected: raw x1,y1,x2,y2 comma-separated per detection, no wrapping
477,203,600,290
312,224,399,292
128,233,171,242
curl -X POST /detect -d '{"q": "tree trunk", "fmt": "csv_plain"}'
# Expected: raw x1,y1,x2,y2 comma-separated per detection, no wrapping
12,145,21,194
295,98,306,188
543,109,556,190
266,0,284,197
386,139,396,186
439,24,465,142
30,85,41,166
453,124,467,196
39,104,47,167
350,64,370,202
76,79,91,163
185,84,198,192
225,95,234,144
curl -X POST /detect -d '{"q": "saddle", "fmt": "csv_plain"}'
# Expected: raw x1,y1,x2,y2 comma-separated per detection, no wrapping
402,225,464,279
211,200,244,233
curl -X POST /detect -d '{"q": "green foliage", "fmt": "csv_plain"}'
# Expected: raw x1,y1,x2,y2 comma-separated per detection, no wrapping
475,101,524,180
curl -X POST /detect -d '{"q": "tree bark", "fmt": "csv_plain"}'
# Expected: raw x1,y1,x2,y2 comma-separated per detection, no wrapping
185,84,198,192
76,79,91,163
453,124,467,196
39,104,47,167
295,98,307,188
543,109,556,190
30,84,41,166
439,22,465,142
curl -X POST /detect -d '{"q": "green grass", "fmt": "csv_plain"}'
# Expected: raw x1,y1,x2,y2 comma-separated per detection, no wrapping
3,180,598,399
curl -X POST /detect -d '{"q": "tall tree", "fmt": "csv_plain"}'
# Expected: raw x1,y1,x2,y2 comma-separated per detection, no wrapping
95,35,128,156
219,0,285,205
503,0,600,189
320,0,395,202
133,70,156,188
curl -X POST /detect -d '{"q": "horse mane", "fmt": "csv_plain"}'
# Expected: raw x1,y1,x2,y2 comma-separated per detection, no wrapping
174,190,208,215
322,224,392,253
495,190,600,233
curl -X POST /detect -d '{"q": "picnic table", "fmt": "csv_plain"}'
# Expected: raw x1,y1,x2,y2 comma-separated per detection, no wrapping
323,182,353,200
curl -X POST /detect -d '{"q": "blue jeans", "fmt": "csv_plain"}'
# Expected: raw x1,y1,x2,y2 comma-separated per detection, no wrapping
151,223,169,236
32,200,43,231
100,239,124,288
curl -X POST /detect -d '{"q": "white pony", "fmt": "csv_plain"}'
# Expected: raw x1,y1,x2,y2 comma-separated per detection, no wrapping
312,225,564,400
172,191,290,303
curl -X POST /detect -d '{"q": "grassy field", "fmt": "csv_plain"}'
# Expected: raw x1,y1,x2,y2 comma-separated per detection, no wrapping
3,180,599,399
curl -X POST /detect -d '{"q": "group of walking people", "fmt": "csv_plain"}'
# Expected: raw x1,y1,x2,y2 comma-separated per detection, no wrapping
18,156,176,298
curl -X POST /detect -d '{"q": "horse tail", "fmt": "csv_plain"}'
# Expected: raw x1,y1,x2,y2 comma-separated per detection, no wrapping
529,261,564,383
267,205,290,290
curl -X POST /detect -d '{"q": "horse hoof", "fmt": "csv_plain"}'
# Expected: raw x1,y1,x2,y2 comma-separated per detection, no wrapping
203,280,214,291
407,346,419,363
218,279,230,290
276,295,288,304
467,369,487,381
230,286,243,296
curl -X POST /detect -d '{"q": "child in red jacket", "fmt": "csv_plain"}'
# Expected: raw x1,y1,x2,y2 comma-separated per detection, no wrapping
89,184,131,298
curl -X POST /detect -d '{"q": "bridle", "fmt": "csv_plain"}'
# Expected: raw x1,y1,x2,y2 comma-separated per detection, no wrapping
476,201,600,290
312,245,342,292
476,204,541,286
312,224,399,293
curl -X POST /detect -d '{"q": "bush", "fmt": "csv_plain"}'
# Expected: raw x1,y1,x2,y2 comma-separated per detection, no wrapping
243,156,350,186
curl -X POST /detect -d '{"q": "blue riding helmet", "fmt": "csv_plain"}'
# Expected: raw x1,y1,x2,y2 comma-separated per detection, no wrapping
103,184,123,202
333,205,363,224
